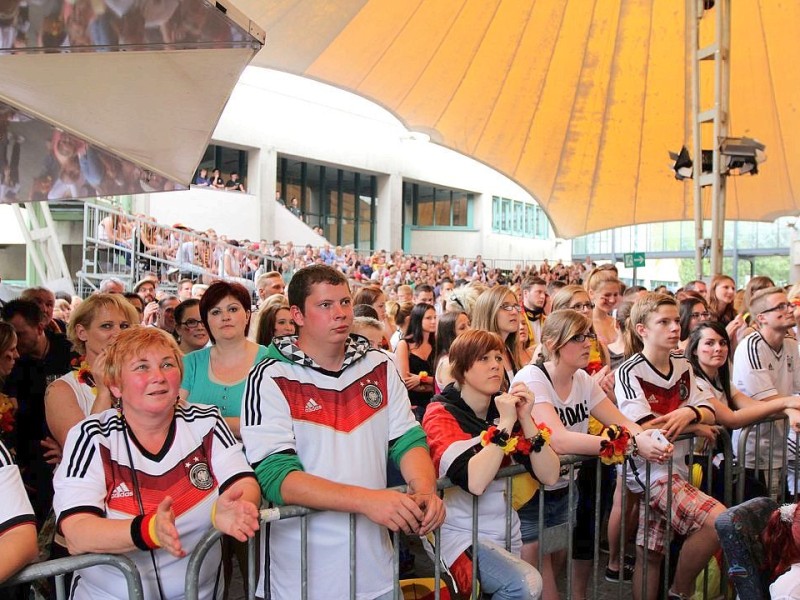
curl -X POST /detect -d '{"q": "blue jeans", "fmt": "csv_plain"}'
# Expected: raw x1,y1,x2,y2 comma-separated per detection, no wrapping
475,541,543,600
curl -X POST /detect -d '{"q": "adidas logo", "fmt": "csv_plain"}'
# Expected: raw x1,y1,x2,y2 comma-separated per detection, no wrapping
110,482,134,499
305,398,322,413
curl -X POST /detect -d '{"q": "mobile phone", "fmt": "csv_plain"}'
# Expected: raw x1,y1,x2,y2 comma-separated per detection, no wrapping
650,429,670,447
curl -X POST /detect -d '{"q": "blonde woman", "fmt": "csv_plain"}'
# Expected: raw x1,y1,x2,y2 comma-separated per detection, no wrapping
46,293,140,448
584,269,622,347
513,310,668,600
471,286,524,387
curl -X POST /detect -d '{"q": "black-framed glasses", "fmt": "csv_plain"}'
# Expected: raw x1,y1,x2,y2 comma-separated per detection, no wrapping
569,332,597,343
500,304,522,312
761,302,792,315
569,302,594,311
690,311,711,320
180,318,204,329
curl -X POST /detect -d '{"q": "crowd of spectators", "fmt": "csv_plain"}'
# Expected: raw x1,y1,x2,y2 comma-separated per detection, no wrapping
3,260,800,599
193,168,246,193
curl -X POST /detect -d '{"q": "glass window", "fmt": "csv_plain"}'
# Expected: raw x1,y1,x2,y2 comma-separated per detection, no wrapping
304,164,322,224
434,188,451,226
513,202,523,234
535,206,549,238
492,197,502,231
502,199,511,232
451,191,467,226
341,171,356,220
341,219,355,247
326,168,340,219
416,185,435,227
276,157,376,248
359,221,372,251
198,144,248,183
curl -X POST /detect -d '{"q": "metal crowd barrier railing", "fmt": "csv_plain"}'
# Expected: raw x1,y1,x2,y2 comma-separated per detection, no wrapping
78,202,266,296
0,554,144,600
734,413,798,505
184,427,735,600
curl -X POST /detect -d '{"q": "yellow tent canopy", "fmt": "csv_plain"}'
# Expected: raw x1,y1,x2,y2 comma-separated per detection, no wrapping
236,0,800,238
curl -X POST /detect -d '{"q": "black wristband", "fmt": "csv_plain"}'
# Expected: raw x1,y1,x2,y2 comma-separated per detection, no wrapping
130,515,149,551
687,406,702,424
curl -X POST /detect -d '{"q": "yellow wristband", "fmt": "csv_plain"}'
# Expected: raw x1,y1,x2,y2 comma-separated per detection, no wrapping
148,513,161,547
211,500,218,529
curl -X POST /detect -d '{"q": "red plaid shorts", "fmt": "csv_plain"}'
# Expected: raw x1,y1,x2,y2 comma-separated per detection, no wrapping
636,474,721,555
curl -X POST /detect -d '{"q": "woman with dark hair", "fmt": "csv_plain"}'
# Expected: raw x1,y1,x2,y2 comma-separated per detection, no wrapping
678,296,711,351
395,303,437,420
353,285,391,347
174,299,209,354
180,281,268,438
434,310,470,393
389,301,415,350
255,303,295,347
708,274,746,340
179,281,266,594
685,321,798,427
672,321,800,501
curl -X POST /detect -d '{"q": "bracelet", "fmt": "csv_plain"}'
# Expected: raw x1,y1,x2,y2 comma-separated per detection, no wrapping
687,406,702,424
630,434,639,457
529,423,552,453
480,426,515,454
131,513,161,551
211,501,218,529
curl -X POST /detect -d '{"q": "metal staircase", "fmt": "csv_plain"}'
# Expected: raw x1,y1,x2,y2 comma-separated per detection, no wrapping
11,202,74,293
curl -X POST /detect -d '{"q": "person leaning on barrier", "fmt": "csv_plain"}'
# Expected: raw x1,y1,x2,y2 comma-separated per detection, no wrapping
241,264,446,600
685,321,800,503
512,309,671,600
615,293,726,600
732,286,800,500
422,329,559,600
0,438,38,584
53,327,261,600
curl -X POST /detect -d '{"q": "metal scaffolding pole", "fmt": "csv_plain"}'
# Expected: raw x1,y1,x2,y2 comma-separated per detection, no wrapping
690,0,731,277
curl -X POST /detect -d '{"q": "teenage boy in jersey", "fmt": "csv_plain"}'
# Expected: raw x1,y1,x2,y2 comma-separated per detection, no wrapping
241,265,445,600
733,286,800,497
615,293,725,600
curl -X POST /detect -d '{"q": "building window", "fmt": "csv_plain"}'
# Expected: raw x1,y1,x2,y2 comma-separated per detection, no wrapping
277,157,377,250
197,144,248,186
491,196,552,239
404,182,473,227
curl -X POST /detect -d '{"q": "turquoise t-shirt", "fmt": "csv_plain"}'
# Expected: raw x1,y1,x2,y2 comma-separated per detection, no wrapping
181,345,269,417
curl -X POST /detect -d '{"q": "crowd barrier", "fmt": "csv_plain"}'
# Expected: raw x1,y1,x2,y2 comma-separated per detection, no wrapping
184,428,735,600
0,554,144,600
734,413,799,505
10,419,798,600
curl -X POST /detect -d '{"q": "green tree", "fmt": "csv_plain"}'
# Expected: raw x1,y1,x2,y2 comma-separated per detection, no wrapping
678,256,790,287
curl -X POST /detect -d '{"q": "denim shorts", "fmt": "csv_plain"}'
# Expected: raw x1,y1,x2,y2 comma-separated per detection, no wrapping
517,485,576,544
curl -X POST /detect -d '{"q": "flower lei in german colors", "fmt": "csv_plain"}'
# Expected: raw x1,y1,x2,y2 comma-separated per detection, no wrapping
71,356,98,397
598,424,632,465
480,423,552,455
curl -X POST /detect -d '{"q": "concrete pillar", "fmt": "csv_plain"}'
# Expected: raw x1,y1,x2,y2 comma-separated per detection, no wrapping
376,172,402,251
256,146,278,241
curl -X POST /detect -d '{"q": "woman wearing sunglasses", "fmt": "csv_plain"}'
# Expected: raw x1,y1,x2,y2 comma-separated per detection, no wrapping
512,310,669,600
